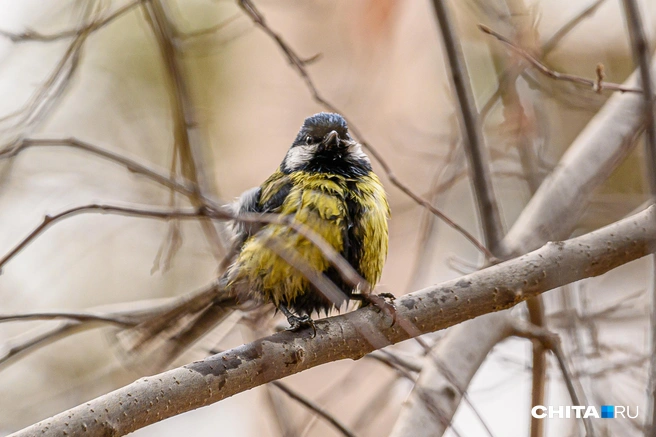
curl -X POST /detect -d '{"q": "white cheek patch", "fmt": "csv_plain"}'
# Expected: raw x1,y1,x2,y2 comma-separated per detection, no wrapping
346,142,370,163
284,145,315,171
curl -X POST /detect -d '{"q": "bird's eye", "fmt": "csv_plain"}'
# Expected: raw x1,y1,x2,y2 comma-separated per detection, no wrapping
305,135,313,144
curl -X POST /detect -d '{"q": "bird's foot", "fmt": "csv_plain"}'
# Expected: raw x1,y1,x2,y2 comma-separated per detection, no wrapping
279,306,316,338
286,314,316,337
377,292,396,302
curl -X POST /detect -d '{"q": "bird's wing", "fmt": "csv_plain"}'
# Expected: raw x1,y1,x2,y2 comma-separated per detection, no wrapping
229,186,262,248
259,169,293,213
229,169,293,247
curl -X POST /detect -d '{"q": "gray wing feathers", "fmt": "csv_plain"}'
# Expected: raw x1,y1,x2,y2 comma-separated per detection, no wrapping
228,186,262,247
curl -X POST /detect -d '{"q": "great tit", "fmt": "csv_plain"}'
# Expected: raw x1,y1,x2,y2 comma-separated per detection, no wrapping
226,112,390,329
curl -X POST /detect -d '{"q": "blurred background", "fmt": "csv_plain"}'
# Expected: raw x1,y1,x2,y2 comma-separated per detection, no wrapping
0,0,655,435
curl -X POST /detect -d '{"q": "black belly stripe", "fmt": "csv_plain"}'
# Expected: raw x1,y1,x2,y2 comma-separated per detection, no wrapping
278,178,372,316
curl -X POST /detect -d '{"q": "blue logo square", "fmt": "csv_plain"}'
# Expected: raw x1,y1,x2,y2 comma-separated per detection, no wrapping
601,405,614,419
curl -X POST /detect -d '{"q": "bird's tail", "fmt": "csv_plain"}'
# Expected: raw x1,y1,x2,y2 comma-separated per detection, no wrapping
112,281,242,372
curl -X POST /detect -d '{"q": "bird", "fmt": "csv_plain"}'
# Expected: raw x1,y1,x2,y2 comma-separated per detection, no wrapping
225,112,390,330
116,112,389,367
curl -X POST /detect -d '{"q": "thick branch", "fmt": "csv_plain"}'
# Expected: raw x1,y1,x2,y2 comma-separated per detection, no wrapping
9,205,656,437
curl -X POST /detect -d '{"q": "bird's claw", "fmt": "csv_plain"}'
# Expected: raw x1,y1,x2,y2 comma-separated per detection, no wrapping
286,314,316,338
377,292,396,302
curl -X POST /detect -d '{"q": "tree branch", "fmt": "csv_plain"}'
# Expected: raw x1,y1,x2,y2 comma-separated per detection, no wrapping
512,320,596,436
8,204,656,437
431,0,504,256
479,24,644,94
142,0,228,261
272,381,356,437
0,137,199,199
0,1,141,43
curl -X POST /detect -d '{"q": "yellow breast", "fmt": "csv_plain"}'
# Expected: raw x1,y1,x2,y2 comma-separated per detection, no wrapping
230,171,389,311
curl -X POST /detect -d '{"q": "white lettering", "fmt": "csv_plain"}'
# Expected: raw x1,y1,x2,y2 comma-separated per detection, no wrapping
531,405,639,420
627,406,639,419
531,406,547,419
571,406,585,418
549,406,564,418
583,406,599,419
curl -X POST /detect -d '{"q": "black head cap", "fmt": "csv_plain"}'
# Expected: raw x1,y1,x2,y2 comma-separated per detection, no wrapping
293,113,350,145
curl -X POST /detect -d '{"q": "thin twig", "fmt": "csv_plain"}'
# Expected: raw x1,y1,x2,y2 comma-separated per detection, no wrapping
0,0,141,43
481,0,610,121
272,382,357,437
541,0,608,54
142,0,228,262
479,24,644,94
237,0,494,260
0,312,134,327
431,0,504,256
0,137,198,199
367,350,423,373
0,204,207,272
0,297,175,369
0,2,106,135
178,13,243,41
0,198,395,328
512,321,596,437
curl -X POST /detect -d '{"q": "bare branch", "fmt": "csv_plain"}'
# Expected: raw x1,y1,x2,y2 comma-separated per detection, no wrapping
0,137,198,199
512,320,596,437
0,200,374,313
367,350,423,373
481,0,610,121
272,381,357,437
0,204,207,272
142,0,228,261
431,0,504,256
479,24,644,94
0,1,140,43
0,298,175,369
8,204,656,437
0,312,134,327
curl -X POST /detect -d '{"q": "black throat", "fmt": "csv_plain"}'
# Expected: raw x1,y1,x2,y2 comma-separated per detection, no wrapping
285,151,372,177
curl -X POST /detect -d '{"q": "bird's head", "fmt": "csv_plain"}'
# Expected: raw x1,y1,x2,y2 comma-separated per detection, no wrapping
281,113,371,175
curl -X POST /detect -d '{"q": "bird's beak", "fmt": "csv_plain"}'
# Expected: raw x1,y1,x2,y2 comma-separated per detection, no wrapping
323,130,340,149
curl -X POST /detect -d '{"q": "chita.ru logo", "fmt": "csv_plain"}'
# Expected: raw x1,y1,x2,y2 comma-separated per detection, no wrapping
531,405,639,419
